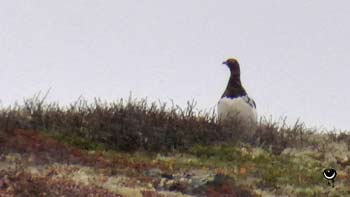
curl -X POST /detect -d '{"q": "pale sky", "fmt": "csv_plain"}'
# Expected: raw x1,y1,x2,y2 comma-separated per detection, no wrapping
0,1,349,130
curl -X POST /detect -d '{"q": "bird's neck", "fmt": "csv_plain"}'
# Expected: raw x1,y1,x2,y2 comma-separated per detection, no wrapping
222,74,247,98
228,73,243,88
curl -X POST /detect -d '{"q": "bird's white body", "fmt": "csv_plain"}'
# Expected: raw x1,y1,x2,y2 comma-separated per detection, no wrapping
217,96,257,125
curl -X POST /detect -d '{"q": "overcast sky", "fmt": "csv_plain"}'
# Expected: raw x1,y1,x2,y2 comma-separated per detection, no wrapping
0,1,349,131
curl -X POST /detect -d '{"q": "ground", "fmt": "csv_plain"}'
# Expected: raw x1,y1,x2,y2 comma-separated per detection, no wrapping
0,97,349,196
1,128,350,196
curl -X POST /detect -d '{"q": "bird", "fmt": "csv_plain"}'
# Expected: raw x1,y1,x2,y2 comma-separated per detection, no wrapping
217,58,257,127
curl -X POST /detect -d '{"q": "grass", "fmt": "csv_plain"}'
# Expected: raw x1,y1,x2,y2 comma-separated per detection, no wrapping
0,93,335,153
1,93,350,196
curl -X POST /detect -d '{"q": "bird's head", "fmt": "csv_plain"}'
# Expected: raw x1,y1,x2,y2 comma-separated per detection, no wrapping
222,58,240,75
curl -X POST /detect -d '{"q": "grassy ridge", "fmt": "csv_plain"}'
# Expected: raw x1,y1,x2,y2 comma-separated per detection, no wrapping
1,93,342,153
1,94,350,196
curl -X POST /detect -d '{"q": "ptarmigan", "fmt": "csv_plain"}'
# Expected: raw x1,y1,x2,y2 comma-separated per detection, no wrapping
218,58,257,126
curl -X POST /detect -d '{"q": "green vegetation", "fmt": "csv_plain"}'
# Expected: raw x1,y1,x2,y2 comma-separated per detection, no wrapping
0,93,350,196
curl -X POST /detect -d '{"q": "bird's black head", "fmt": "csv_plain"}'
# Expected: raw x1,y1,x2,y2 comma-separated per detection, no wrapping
223,58,240,75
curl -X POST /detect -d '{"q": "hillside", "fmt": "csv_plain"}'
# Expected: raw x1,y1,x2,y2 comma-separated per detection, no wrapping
0,95,349,196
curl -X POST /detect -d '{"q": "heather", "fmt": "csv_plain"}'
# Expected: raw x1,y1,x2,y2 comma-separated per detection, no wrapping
0,94,349,196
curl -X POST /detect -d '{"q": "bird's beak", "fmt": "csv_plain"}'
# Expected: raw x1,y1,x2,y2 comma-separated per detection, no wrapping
222,61,227,65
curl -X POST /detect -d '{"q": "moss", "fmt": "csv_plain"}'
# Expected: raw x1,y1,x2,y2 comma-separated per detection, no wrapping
2,95,350,196
43,130,107,151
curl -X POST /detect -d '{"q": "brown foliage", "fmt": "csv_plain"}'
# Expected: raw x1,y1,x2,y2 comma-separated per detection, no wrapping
1,94,348,154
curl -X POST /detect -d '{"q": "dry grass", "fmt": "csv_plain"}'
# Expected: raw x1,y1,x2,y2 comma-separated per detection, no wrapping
0,92,348,154
1,93,350,196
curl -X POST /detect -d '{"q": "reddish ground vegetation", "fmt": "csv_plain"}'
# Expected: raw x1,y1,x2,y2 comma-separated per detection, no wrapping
0,170,122,197
2,129,166,172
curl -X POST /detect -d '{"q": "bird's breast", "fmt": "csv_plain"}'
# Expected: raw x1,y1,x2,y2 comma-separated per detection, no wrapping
217,96,257,124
